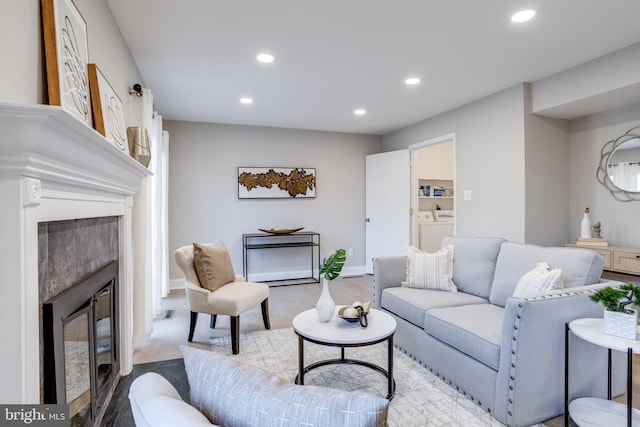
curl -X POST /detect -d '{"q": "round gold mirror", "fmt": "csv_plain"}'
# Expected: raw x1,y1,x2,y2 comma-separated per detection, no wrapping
597,126,640,201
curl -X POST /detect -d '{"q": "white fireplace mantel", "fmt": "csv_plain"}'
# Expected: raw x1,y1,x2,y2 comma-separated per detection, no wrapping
0,102,151,403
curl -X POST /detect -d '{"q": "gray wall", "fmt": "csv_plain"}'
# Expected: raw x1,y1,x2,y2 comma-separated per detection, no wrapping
1,0,143,120
165,120,382,282
383,85,528,243
523,85,571,246
568,103,640,246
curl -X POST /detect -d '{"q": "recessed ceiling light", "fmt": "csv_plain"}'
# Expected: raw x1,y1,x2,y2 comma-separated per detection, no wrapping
240,97,253,104
257,53,274,63
405,77,421,86
511,9,536,23
354,109,366,116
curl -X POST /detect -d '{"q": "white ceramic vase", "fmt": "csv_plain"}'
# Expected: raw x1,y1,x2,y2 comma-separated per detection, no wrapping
580,210,592,238
316,278,336,322
604,308,638,340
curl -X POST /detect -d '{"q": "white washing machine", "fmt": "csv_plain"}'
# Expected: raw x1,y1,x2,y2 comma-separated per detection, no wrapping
418,210,454,252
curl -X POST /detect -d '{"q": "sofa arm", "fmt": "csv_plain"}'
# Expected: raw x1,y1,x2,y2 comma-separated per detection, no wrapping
494,281,626,426
372,256,406,309
129,372,213,427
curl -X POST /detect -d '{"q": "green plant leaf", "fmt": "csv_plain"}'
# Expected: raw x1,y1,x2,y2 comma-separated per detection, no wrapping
320,249,346,281
590,282,640,312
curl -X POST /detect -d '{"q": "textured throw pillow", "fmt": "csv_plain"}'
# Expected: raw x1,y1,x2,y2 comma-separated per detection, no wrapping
181,346,389,427
192,242,236,292
402,245,457,292
512,262,563,298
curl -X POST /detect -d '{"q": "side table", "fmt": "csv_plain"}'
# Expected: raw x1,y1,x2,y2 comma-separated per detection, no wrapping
565,318,640,426
292,308,396,399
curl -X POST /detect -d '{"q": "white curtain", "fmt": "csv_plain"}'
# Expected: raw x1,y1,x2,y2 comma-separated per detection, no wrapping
130,88,154,346
609,162,640,191
150,112,169,316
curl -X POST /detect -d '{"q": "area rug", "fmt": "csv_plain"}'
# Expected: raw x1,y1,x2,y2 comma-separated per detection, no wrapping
209,327,518,427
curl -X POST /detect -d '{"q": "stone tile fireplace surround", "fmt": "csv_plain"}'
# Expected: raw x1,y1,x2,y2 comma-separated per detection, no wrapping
0,103,150,406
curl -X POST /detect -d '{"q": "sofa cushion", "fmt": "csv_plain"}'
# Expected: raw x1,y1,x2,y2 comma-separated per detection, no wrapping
424,304,504,370
181,345,389,427
381,287,488,328
490,242,604,307
441,236,505,298
402,245,456,291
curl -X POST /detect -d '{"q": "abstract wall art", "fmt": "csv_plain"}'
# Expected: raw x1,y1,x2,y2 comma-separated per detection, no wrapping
238,167,316,199
42,0,92,126
88,64,128,153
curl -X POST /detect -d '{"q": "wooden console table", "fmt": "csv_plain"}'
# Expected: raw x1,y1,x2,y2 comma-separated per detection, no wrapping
566,244,640,276
242,232,320,285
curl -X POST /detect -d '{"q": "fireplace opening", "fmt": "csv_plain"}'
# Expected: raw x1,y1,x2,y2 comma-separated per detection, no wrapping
42,261,119,426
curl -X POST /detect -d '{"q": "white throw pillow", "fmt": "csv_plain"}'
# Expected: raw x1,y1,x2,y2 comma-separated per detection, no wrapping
512,262,563,298
402,245,457,292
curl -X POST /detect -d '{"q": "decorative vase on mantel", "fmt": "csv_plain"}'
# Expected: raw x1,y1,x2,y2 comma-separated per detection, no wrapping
316,278,336,322
604,308,638,340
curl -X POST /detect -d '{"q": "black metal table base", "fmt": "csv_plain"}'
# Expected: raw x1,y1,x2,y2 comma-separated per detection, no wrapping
565,322,634,427
295,335,396,400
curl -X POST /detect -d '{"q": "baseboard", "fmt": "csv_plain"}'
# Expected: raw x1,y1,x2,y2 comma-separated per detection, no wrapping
169,278,184,291
169,265,367,290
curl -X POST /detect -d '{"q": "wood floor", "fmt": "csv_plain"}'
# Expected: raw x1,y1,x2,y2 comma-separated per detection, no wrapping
136,274,640,426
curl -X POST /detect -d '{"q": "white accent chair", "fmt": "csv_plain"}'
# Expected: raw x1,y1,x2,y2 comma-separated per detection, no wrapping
174,245,270,354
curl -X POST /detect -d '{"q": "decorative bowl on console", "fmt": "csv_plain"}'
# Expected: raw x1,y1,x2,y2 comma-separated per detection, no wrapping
258,227,304,235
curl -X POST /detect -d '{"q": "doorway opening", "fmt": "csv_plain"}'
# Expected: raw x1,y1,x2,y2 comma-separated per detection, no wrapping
409,134,456,251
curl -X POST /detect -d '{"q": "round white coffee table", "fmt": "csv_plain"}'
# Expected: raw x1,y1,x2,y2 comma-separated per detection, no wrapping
292,307,397,399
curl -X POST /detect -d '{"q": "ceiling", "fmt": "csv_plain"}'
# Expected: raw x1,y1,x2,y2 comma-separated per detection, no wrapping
106,0,640,136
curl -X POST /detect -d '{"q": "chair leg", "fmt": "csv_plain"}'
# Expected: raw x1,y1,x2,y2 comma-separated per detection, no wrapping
210,314,217,329
188,311,198,342
230,316,240,354
261,298,271,330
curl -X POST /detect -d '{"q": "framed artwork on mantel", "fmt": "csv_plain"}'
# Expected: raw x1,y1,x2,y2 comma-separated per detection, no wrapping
88,64,128,153
42,0,92,127
238,167,316,199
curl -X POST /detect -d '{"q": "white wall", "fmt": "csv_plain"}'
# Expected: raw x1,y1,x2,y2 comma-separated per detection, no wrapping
568,103,640,246
0,0,143,122
384,85,527,243
166,120,382,283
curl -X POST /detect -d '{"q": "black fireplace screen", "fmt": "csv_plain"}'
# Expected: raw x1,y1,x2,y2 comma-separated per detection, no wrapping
42,261,118,426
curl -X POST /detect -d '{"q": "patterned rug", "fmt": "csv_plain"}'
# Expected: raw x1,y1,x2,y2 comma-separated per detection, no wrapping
210,327,512,427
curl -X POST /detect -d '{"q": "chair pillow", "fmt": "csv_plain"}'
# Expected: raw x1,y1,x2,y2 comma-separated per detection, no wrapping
181,346,389,427
402,245,457,292
512,262,563,298
192,242,236,292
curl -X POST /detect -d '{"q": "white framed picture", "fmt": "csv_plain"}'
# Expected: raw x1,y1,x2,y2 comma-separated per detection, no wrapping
42,0,92,126
88,64,128,153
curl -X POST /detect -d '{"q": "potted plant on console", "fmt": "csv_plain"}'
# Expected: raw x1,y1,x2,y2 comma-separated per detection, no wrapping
590,282,640,340
316,249,346,322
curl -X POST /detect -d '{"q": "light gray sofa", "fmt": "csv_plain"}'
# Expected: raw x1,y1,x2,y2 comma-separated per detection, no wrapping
373,236,625,427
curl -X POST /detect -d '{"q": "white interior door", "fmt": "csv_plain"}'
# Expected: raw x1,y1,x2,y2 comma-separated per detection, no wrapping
365,150,411,274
